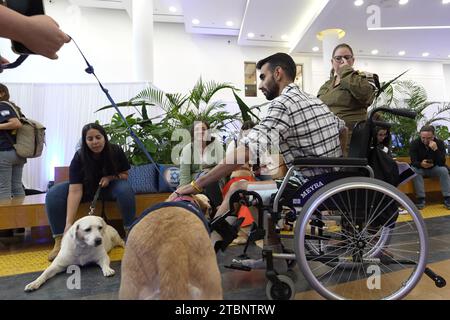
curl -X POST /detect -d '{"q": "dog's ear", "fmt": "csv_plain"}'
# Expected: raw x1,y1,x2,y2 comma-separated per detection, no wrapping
69,223,79,240
100,218,107,235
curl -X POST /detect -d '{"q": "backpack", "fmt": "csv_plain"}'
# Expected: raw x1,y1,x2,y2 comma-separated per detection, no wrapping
2,101,46,158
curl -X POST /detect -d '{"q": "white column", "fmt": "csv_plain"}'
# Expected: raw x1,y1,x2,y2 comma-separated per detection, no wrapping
317,29,345,76
132,0,154,82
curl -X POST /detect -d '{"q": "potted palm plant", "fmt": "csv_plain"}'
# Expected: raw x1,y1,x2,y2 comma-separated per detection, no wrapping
97,78,246,165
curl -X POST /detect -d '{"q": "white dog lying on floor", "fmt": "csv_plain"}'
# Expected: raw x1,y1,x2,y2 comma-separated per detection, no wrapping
24,215,124,292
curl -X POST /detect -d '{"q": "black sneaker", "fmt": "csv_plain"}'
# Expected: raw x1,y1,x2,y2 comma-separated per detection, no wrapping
415,198,426,210
444,197,450,210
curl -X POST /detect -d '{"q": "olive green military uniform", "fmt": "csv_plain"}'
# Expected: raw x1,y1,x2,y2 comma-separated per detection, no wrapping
318,65,377,154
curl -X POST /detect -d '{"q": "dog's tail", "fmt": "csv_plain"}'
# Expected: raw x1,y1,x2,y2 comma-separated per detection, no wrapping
158,243,190,300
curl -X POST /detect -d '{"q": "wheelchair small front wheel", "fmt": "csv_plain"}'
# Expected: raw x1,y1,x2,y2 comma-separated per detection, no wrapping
295,177,428,300
266,275,295,300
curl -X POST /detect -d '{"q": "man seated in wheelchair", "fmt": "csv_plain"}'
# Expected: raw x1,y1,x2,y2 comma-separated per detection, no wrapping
171,52,347,259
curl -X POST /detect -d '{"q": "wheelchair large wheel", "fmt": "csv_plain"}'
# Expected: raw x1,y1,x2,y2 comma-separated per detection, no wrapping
294,177,428,300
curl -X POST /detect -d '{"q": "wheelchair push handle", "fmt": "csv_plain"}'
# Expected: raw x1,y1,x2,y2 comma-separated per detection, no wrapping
369,107,417,120
372,120,392,129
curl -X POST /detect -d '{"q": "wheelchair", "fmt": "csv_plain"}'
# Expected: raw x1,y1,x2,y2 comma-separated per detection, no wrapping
220,107,446,300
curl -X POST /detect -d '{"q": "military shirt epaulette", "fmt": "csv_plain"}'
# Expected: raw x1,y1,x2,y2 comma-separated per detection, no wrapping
357,70,380,90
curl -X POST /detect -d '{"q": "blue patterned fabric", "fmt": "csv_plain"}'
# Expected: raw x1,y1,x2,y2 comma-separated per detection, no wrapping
127,164,158,194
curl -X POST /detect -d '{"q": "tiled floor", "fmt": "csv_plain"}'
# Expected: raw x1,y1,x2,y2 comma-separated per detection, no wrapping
1,205,450,300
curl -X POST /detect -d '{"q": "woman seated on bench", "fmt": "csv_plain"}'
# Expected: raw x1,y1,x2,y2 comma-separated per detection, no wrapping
46,123,136,261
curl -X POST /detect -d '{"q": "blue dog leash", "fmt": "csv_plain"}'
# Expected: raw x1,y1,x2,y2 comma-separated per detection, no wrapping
0,38,170,187
69,36,164,179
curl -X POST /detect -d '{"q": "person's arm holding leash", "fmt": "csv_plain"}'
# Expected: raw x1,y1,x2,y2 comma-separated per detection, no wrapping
64,184,83,233
99,171,128,188
0,5,70,59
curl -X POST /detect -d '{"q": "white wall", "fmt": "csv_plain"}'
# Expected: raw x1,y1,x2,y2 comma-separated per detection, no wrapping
444,64,450,101
1,0,448,102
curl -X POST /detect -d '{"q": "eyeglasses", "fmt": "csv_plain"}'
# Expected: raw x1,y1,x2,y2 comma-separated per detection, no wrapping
333,55,353,62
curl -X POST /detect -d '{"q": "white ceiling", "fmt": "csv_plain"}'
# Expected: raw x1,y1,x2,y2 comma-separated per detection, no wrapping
69,0,450,61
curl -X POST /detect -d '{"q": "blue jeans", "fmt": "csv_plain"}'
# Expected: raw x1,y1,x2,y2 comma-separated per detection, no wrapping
0,150,26,200
412,166,450,199
45,180,136,236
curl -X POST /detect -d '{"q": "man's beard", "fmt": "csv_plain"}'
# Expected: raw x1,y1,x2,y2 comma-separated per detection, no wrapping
263,80,279,101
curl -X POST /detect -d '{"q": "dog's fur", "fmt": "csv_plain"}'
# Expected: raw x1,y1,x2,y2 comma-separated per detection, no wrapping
119,194,222,300
24,216,124,292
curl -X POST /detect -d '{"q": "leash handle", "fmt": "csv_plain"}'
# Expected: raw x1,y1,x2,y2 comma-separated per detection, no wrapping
89,185,103,216
0,55,29,72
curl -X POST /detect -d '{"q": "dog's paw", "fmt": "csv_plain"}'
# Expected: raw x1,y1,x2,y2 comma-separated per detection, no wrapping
24,281,41,292
102,267,115,277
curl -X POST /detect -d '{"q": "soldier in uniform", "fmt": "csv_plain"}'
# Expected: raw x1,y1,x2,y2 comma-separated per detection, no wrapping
318,43,379,155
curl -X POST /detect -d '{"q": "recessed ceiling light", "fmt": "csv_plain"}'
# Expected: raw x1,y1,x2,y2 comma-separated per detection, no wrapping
247,32,255,38
398,50,406,56
169,6,177,13
371,49,379,55
443,0,450,4
226,21,234,27
422,52,430,57
354,0,364,6
281,34,289,40
192,19,200,25
312,46,320,52
399,0,409,5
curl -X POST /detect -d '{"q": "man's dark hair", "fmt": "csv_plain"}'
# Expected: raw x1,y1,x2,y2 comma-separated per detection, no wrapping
256,53,296,81
420,125,435,134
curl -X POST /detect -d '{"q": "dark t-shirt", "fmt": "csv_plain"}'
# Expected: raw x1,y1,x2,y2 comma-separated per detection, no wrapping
69,144,130,197
0,101,18,150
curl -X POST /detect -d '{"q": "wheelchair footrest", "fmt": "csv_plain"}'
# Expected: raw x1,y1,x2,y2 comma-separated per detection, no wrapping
224,262,252,272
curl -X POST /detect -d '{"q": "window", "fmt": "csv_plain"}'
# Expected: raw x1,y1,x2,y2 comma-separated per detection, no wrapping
295,64,304,90
244,62,257,97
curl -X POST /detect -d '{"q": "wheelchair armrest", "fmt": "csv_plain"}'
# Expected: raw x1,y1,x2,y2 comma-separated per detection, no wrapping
293,157,368,167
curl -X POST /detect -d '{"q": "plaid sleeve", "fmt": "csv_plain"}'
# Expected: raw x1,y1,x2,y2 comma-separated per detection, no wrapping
241,100,289,166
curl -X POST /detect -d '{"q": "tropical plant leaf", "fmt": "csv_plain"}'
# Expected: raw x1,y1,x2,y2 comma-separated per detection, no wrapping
376,69,409,99
232,90,260,122
100,77,256,165
203,81,237,104
95,101,143,113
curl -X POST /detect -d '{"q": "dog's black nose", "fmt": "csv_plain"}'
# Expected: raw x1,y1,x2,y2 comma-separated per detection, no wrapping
94,238,102,246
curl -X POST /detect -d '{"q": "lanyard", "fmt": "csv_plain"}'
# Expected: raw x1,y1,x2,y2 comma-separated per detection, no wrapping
69,36,164,179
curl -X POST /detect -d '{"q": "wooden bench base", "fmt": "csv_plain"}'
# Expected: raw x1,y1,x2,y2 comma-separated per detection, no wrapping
0,193,170,230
